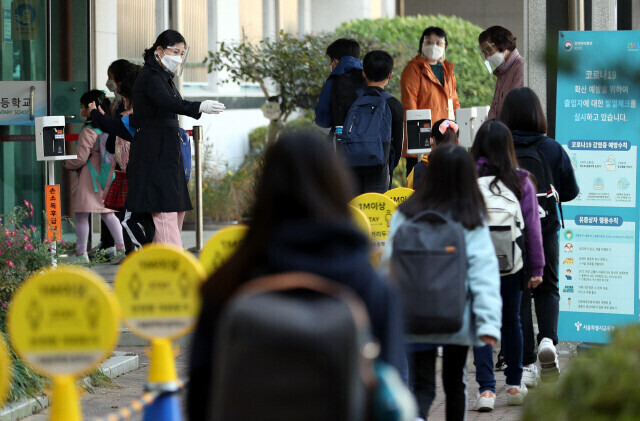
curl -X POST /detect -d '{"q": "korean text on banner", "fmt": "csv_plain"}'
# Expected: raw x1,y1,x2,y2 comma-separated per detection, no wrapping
46,185,61,242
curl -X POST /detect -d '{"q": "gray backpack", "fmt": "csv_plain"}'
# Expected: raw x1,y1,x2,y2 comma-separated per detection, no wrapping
209,272,378,421
391,211,467,334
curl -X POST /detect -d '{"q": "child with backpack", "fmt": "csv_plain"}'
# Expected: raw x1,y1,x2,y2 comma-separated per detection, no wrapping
406,119,459,189
501,88,579,384
469,120,545,410
380,143,502,421
187,130,405,421
314,38,365,131
64,90,124,262
337,50,403,194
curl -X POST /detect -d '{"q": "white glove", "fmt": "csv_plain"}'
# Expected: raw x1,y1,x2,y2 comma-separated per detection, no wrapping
199,100,225,114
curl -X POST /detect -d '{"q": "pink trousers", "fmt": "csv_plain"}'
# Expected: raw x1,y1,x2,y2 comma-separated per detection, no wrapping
152,212,185,248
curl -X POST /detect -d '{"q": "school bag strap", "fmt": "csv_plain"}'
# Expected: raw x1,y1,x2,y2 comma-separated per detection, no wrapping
236,272,373,332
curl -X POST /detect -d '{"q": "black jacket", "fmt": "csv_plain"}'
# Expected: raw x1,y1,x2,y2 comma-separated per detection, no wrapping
512,130,580,232
126,55,201,213
187,219,405,421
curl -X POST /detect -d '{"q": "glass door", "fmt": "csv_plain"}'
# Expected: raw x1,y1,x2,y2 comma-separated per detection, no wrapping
0,0,89,238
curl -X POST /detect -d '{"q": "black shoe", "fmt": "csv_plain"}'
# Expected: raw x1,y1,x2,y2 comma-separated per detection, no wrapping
495,354,507,372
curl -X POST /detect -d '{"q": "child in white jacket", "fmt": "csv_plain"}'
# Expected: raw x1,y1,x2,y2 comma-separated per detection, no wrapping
380,144,502,421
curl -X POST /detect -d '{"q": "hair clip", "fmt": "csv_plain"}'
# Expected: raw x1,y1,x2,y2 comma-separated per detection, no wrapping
439,120,459,134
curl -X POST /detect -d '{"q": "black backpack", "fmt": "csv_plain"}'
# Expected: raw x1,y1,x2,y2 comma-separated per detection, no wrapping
391,211,467,334
514,137,560,232
209,272,378,421
330,68,367,129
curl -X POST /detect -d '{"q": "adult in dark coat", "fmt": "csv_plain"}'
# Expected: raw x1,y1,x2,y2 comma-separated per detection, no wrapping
128,29,224,246
187,131,405,421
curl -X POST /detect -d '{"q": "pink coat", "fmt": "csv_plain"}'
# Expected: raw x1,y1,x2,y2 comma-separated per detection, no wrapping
64,127,114,213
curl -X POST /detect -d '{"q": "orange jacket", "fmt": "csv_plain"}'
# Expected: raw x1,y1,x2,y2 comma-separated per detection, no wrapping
400,56,460,158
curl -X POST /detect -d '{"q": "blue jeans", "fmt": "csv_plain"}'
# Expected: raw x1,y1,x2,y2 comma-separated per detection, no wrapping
474,270,524,390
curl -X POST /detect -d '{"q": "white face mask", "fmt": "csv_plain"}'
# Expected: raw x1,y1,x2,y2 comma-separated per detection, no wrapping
106,79,117,92
422,44,444,61
160,52,182,74
487,51,506,69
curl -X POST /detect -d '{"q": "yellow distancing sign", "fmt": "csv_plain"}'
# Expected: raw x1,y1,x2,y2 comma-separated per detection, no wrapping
8,265,120,421
0,337,11,407
8,265,119,377
350,193,397,255
114,244,206,341
384,187,414,206
349,205,371,238
199,225,248,275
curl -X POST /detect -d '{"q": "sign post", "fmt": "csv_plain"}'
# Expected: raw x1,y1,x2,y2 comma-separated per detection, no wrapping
114,244,206,421
556,31,640,342
7,266,120,421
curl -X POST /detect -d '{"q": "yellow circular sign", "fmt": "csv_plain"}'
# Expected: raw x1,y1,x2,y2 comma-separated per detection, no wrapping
8,265,119,377
114,244,206,340
0,337,11,406
199,225,248,275
350,193,397,253
384,187,414,206
350,205,372,238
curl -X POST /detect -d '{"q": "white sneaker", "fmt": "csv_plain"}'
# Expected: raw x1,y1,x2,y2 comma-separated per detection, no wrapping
472,390,495,412
522,363,540,388
537,338,560,382
67,252,89,264
506,383,528,405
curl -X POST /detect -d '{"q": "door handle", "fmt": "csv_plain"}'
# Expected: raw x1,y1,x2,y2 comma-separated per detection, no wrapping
29,86,35,120
65,115,76,120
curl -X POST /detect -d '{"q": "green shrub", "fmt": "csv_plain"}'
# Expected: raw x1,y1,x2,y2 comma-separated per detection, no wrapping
523,325,640,420
335,15,493,107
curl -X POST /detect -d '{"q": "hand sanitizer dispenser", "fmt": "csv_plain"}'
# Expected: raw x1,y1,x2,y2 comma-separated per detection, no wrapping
405,109,432,154
35,116,76,161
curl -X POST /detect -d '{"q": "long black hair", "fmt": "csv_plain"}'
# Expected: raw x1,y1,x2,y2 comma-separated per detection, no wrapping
470,120,523,200
400,144,486,229
143,29,186,61
499,87,548,134
201,130,356,303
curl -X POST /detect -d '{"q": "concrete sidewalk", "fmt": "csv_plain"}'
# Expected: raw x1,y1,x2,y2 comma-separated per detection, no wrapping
29,228,573,421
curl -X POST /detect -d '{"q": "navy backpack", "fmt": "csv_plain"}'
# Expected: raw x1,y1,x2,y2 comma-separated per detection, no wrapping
178,128,191,183
337,90,392,167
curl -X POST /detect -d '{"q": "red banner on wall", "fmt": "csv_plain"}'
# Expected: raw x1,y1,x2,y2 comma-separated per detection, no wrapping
45,185,61,242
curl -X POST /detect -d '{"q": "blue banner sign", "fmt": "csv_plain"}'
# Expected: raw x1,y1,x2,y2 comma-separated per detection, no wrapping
556,31,640,342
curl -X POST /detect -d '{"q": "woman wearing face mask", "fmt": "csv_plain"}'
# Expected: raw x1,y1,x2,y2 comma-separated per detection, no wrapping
127,29,225,247
478,26,524,120
400,26,460,175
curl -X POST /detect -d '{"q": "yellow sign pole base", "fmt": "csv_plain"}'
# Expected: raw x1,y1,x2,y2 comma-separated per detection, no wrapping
148,338,178,385
50,375,81,421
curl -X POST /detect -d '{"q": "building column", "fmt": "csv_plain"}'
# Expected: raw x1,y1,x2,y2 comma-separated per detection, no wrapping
633,0,640,29
263,0,277,38
209,0,240,93
591,0,617,30
92,0,118,91
298,0,312,35
523,0,547,113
